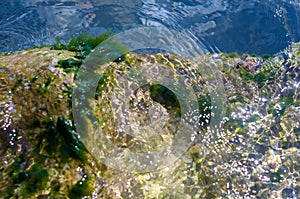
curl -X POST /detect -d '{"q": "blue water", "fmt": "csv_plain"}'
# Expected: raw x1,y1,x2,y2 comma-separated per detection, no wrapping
0,0,300,54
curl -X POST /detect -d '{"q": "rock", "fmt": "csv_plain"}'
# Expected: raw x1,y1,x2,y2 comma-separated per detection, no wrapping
233,56,264,73
0,42,299,198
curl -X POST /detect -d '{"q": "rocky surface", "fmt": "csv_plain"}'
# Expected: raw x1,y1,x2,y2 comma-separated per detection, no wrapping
0,43,299,198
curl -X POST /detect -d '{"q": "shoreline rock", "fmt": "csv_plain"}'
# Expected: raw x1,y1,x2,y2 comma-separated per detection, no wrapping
0,43,299,198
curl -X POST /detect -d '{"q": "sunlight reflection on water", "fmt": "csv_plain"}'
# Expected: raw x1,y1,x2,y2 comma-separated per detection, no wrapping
0,0,299,54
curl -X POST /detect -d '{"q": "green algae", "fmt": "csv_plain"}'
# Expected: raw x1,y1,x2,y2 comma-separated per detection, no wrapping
34,117,88,163
19,169,49,197
53,32,112,79
223,52,241,58
95,67,115,100
0,47,97,198
269,172,282,183
57,58,82,73
52,32,111,59
63,82,74,107
223,52,272,60
3,156,50,198
38,76,55,95
1,116,94,198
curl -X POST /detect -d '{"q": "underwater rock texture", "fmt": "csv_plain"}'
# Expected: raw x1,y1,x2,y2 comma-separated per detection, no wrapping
0,43,299,198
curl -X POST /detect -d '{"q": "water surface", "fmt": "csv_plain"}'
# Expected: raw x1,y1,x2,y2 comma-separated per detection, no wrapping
1,0,300,54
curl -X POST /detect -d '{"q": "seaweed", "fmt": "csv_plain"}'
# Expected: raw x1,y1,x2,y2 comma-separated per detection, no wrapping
52,37,65,51
223,52,241,58
254,70,274,88
261,54,271,60
51,32,111,59
4,156,50,198
19,169,49,197
1,116,94,198
34,117,88,163
95,67,115,100
38,76,54,95
52,32,111,77
223,52,272,60
62,82,74,107
57,58,82,74
272,96,294,116
11,78,24,91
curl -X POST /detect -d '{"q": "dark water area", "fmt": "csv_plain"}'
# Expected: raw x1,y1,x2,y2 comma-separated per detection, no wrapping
0,0,300,55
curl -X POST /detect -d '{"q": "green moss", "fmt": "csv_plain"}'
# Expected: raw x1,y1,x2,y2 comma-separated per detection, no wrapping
224,52,272,60
19,169,49,197
261,54,271,60
124,54,137,65
237,65,275,88
254,71,274,88
50,183,61,196
248,53,257,57
68,174,93,199
113,54,126,63
9,157,26,184
279,96,294,107
238,68,254,82
253,60,279,88
0,158,23,197
53,32,113,92
273,96,294,116
5,156,49,198
51,32,111,59
34,117,88,163
63,82,74,107
57,58,82,73
57,117,88,162
38,77,55,95
11,76,54,96
95,68,115,100
29,75,38,83
11,78,24,91
223,52,241,58
52,37,65,50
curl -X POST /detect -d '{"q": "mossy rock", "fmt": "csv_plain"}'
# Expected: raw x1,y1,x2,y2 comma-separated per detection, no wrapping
0,41,299,198
0,47,100,198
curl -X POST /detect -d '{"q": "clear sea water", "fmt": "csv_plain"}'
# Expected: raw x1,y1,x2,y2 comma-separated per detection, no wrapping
1,0,300,54
1,1,300,198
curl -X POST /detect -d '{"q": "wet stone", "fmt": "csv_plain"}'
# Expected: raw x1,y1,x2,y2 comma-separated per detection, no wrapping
0,41,300,198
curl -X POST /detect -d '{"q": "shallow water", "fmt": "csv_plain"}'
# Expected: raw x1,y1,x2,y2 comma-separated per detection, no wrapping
0,1,300,199
1,0,300,54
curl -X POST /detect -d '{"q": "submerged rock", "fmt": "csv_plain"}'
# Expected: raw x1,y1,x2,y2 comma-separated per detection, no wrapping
0,43,299,198
233,56,264,73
